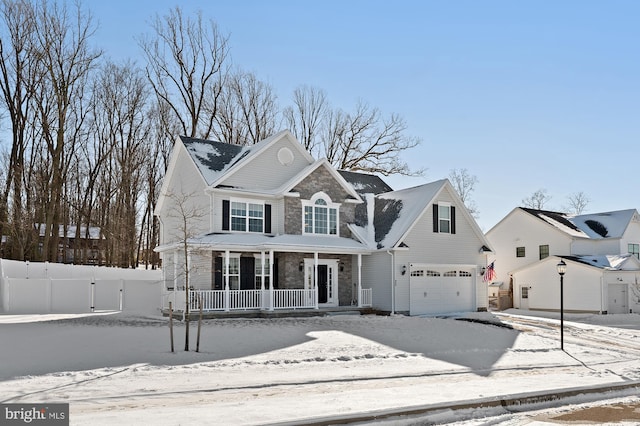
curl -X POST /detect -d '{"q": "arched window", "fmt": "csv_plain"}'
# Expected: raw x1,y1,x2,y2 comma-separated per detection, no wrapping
303,193,339,235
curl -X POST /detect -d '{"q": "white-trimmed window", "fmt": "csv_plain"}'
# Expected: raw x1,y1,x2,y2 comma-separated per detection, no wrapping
302,193,339,235
439,204,451,233
629,243,639,259
231,200,264,232
254,255,271,289
221,255,240,290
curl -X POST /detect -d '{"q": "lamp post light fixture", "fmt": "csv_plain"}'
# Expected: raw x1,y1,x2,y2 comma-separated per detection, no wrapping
556,259,567,351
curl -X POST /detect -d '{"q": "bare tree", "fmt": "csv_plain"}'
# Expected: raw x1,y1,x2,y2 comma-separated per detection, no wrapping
449,168,479,218
0,0,38,259
564,191,590,215
139,6,230,139
322,100,423,176
163,185,208,351
522,189,552,210
214,70,278,145
30,0,101,262
90,60,151,267
282,85,327,151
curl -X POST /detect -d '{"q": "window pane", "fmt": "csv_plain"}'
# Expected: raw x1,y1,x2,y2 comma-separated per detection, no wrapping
439,219,450,233
249,218,263,232
304,206,313,233
539,245,549,260
329,209,337,235
231,202,246,216
439,205,450,219
315,206,328,234
231,217,246,231
249,203,263,218
516,247,525,257
315,199,327,206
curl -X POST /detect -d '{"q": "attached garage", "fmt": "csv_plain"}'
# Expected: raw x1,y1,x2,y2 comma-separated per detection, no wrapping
409,265,476,315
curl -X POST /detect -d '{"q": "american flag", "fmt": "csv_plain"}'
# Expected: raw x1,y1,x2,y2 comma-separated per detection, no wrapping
483,261,496,283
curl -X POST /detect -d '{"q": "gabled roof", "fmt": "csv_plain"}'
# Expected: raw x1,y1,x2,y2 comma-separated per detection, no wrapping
279,158,362,202
562,254,640,271
348,179,492,251
180,136,247,185
337,170,393,195
519,208,639,240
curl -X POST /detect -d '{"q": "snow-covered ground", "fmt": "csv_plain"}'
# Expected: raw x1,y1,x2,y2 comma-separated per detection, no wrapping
1,309,640,425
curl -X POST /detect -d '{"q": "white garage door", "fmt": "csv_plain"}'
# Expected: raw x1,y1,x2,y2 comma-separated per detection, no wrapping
410,267,475,316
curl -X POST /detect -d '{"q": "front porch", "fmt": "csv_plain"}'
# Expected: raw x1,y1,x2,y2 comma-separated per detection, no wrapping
162,287,373,314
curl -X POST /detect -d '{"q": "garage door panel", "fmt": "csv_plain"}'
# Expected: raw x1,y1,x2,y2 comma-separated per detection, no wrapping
410,267,474,316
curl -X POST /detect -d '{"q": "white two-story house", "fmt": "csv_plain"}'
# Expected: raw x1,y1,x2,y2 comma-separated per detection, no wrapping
486,208,640,314
155,130,493,315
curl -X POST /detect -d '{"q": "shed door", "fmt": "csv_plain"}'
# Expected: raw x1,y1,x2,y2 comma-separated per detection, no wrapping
608,283,628,314
409,267,474,316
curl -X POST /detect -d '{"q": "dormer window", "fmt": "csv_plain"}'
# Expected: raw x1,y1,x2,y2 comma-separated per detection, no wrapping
303,193,339,236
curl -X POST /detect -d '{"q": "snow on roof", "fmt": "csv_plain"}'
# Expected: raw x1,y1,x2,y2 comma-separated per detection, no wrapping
522,208,638,240
180,136,250,186
564,254,637,270
373,180,446,249
337,170,393,195
571,210,637,239
521,208,588,238
37,224,102,239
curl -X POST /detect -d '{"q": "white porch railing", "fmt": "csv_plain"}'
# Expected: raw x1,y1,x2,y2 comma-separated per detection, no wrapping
272,289,316,310
359,288,373,307
163,288,371,312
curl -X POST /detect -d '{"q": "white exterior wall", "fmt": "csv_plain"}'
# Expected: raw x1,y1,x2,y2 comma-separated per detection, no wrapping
486,210,572,286
361,251,393,312
211,193,282,234
159,146,211,245
620,221,640,255
512,258,604,313
363,188,488,314
571,238,621,256
222,141,311,190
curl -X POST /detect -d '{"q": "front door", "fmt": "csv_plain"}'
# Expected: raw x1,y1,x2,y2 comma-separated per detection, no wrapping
304,259,338,306
520,286,529,310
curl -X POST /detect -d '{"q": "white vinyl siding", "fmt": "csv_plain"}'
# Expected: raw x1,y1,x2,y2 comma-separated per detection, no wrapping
221,141,311,190
158,145,210,246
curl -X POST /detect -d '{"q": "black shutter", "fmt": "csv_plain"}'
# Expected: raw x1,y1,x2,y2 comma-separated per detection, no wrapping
433,204,439,233
240,257,255,290
451,206,456,234
222,200,230,230
272,258,279,289
214,257,223,290
264,204,272,234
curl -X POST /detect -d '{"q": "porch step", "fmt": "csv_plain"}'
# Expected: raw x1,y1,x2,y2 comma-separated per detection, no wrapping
324,310,362,316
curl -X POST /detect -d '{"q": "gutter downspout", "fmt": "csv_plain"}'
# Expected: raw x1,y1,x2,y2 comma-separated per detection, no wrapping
387,250,395,315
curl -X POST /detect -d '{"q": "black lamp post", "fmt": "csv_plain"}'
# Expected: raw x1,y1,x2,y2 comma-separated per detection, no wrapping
556,259,567,351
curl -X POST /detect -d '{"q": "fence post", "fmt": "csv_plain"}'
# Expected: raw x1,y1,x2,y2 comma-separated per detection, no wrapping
90,281,96,312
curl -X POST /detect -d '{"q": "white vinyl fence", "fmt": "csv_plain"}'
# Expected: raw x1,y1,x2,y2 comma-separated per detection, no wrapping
0,259,163,314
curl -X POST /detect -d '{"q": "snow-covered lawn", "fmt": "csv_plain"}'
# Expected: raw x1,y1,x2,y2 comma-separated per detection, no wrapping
1,310,640,425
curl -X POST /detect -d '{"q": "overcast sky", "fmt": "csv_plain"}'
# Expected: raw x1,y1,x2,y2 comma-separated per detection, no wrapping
89,0,640,230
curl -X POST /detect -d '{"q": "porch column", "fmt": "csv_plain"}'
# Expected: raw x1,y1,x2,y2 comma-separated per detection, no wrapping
260,251,266,310
357,254,363,308
224,250,230,312
314,252,319,309
269,250,274,311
